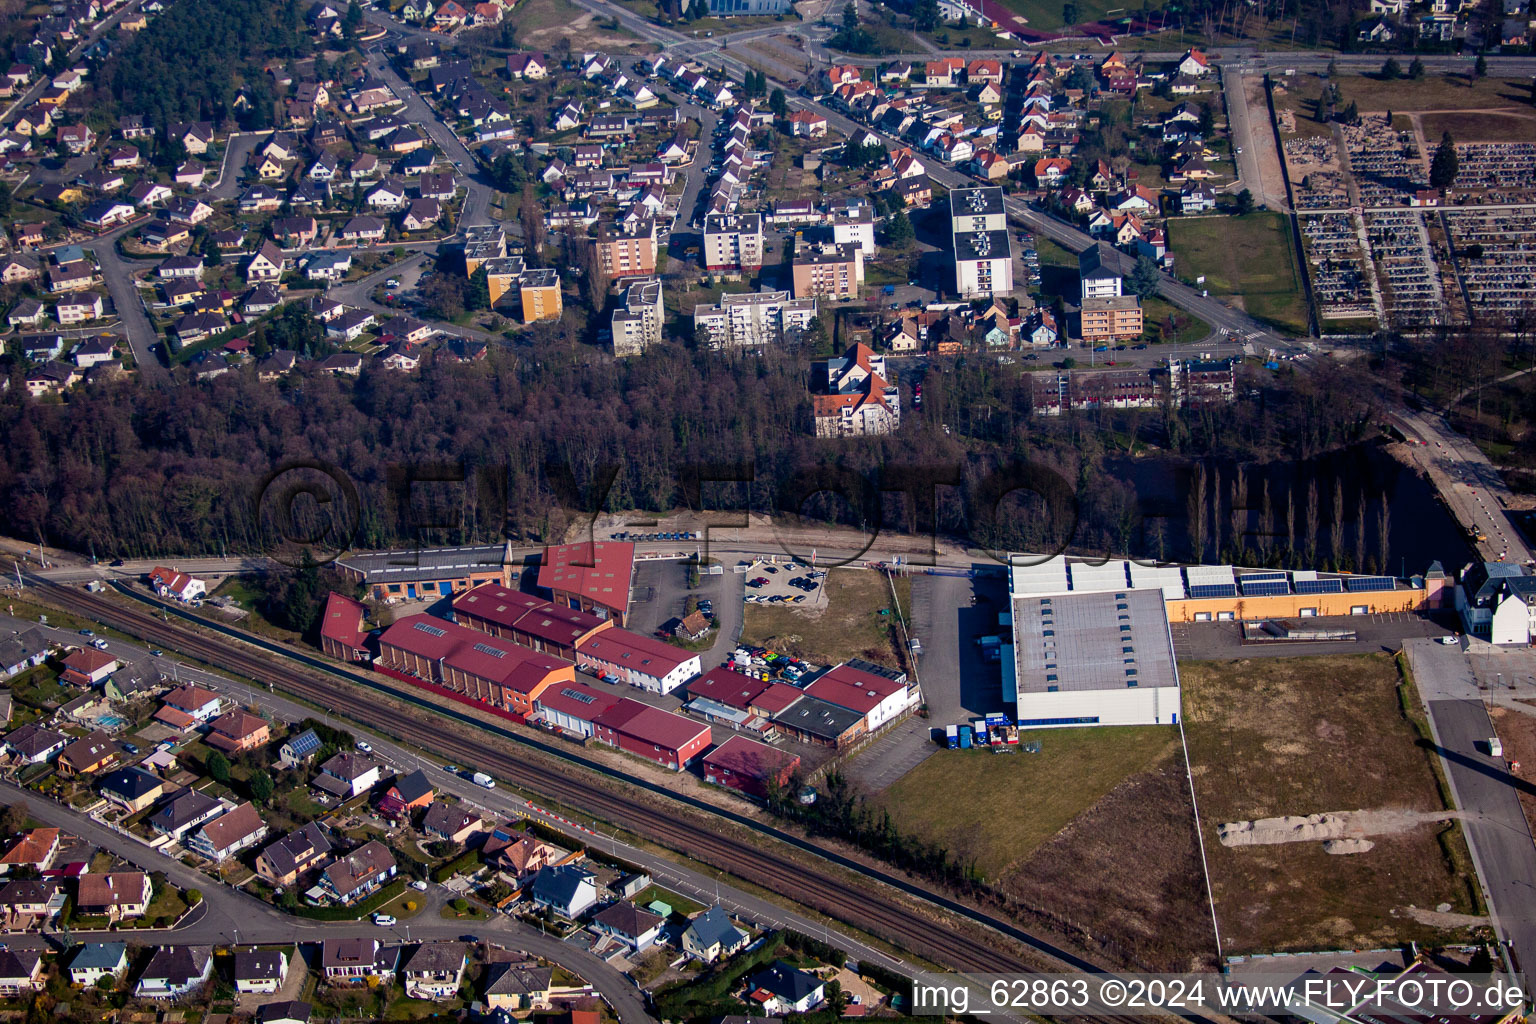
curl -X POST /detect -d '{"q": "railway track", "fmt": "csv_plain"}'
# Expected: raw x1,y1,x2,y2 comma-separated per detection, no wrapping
35,579,1218,1023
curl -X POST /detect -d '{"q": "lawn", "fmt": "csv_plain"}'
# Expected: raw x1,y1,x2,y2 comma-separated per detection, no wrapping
1143,295,1211,345
516,0,645,50
877,727,1180,881
1181,653,1481,954
1166,212,1308,333
1419,110,1536,144
1328,73,1534,113
631,884,704,918
740,568,910,671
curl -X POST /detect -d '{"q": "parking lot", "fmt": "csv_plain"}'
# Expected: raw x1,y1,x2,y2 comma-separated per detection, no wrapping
741,558,828,613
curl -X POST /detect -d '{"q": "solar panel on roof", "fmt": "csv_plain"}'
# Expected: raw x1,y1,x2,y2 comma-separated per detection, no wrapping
1238,571,1287,582
560,688,595,704
1344,576,1395,592
1240,580,1290,597
412,622,447,636
472,642,505,658
1294,578,1344,594
1188,583,1237,599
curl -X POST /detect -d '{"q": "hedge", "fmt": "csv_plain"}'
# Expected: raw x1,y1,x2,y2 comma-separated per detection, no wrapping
295,879,407,921
431,849,482,883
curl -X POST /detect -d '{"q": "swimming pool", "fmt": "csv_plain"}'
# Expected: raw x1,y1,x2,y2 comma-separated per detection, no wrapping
98,714,129,729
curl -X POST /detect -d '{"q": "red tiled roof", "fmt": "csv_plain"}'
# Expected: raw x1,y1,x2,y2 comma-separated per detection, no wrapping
801,663,906,715
686,668,769,710
320,592,369,651
538,542,635,611
702,734,800,781
593,697,709,750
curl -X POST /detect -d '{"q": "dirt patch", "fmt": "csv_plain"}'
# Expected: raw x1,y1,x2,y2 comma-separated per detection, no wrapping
1418,110,1536,144
1218,808,1472,846
740,568,909,670
1488,702,1536,840
1398,905,1490,928
1002,757,1215,972
1182,654,1482,954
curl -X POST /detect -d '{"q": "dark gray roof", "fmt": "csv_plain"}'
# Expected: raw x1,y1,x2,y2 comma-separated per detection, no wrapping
530,864,594,907
747,960,822,1003
234,948,287,982
769,695,863,741
684,905,746,949
592,900,663,938
99,767,162,801
256,1001,311,1024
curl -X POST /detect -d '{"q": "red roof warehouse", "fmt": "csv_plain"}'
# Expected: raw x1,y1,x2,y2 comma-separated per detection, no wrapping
320,592,371,662
376,614,575,716
592,697,710,771
702,735,801,799
538,542,635,625
452,583,612,660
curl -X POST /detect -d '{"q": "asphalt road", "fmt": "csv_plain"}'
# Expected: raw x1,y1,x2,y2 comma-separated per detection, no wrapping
1404,640,1536,981
1397,408,1533,564
365,52,491,226
83,230,166,380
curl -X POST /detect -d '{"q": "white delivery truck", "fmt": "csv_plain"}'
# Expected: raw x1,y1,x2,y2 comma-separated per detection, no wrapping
472,772,495,789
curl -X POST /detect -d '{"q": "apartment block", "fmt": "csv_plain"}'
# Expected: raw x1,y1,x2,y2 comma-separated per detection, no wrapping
485,257,562,324
791,243,864,300
463,225,507,274
949,187,1013,298
702,213,763,275
591,219,657,280
610,277,664,356
1079,294,1143,343
694,290,816,349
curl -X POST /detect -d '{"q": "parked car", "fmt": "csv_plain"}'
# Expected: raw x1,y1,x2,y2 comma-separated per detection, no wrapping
373,914,396,927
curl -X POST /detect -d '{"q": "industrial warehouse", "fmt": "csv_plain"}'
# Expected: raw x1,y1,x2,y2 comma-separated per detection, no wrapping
1000,555,1448,729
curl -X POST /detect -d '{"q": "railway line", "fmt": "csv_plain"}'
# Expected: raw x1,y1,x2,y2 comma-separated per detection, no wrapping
32,578,1217,1024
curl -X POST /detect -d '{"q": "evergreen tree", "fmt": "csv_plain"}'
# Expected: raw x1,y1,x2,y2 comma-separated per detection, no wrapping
842,1,858,30
1128,254,1162,297
1409,57,1425,79
467,266,491,310
1235,187,1254,214
1380,57,1400,79
913,0,939,31
769,87,788,117
885,209,914,247
1475,53,1487,77
250,770,274,805
1430,130,1458,189
206,751,231,785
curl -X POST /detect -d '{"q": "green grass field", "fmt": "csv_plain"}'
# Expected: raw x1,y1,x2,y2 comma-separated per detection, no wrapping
1167,213,1309,333
877,726,1179,882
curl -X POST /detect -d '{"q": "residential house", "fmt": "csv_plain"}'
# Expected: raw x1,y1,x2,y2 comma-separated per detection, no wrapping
0,880,64,930
319,840,396,904
529,864,597,918
135,946,213,1000
205,710,270,753
0,629,49,679
312,751,383,800
149,790,226,842
401,943,465,1001
0,951,43,995
3,727,66,766
421,802,482,844
591,902,663,951
155,683,221,729
322,938,398,985
255,822,334,887
746,961,825,1015
57,730,122,776
60,647,117,686
75,872,151,922
233,948,289,994
186,801,267,861
98,768,165,813
682,905,749,962
483,961,553,1012
378,769,434,820
68,943,128,986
